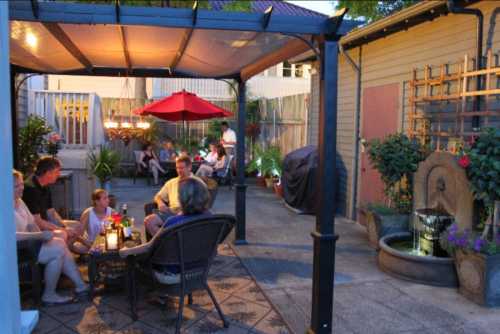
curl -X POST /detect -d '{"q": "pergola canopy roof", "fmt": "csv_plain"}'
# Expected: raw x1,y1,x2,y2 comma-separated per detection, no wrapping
9,1,352,81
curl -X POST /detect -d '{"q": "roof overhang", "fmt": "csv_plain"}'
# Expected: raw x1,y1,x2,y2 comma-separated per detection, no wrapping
340,0,480,50
9,1,352,81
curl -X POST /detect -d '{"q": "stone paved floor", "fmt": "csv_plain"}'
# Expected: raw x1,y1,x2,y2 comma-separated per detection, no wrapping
212,183,500,334
24,178,290,334
26,244,290,334
25,177,500,334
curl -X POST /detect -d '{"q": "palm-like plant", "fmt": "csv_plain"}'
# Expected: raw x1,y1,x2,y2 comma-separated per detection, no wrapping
87,147,120,187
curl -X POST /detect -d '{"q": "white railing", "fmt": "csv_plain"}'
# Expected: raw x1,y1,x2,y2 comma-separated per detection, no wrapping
28,90,105,149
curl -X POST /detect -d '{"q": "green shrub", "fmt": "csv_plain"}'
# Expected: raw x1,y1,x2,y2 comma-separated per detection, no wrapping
367,133,426,213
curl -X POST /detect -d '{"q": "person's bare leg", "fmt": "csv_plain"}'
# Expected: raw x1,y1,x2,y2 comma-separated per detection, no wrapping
59,239,88,293
38,239,72,303
144,214,164,236
149,160,160,184
150,159,166,174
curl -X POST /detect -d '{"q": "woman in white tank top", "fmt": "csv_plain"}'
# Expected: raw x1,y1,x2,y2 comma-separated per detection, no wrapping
72,189,114,254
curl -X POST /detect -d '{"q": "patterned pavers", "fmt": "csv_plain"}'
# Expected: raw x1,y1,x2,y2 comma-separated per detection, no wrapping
27,244,291,334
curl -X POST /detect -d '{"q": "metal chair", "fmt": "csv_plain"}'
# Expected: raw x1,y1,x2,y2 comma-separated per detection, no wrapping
133,150,153,185
121,214,235,334
213,155,234,188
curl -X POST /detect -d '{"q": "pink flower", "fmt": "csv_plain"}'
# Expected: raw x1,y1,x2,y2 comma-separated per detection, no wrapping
458,155,470,168
48,133,61,143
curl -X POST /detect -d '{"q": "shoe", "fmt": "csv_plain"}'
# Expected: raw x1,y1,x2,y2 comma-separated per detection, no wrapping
75,283,90,295
42,294,75,306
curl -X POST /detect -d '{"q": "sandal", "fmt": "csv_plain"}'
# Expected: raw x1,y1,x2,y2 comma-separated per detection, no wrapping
42,294,75,306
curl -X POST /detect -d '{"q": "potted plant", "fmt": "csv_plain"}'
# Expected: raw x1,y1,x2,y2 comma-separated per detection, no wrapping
265,146,283,190
247,145,282,189
247,144,266,187
364,133,426,248
442,128,500,306
46,132,63,157
87,146,121,192
18,115,52,175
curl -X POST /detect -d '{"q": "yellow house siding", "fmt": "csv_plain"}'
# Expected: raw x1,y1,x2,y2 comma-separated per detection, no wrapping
309,1,500,220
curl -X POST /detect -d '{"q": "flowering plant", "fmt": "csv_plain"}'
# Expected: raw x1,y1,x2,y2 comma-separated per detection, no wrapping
46,132,63,157
456,128,500,241
440,223,500,256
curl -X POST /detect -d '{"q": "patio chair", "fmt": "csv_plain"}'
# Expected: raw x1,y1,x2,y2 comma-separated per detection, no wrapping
213,155,233,188
120,214,235,333
132,150,153,185
17,239,43,306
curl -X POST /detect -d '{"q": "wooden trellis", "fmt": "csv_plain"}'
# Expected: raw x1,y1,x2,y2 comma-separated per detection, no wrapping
408,51,500,150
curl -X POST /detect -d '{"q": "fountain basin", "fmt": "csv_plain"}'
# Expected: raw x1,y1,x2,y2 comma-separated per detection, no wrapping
378,232,458,287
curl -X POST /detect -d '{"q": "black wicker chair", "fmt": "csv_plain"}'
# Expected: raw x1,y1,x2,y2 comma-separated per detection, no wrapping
121,214,235,334
17,239,43,306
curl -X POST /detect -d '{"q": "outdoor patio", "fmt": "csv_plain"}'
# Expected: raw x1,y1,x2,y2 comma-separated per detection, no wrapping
23,178,500,334
25,179,290,334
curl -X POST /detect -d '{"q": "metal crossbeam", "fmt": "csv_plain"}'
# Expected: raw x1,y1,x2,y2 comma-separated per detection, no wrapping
262,6,273,30
11,64,239,79
119,26,131,71
42,22,93,72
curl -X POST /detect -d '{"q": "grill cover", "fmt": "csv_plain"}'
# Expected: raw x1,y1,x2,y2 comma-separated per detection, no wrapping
282,146,318,214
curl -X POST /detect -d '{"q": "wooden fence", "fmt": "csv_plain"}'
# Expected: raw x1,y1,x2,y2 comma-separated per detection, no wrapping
258,93,309,156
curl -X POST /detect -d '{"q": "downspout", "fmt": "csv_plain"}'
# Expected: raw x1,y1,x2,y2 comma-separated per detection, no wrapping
339,44,361,221
447,0,483,129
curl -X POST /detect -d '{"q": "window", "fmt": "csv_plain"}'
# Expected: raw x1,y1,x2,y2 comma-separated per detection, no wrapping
295,64,304,78
282,61,292,77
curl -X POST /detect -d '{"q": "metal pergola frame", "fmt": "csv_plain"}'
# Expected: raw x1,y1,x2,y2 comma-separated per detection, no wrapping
5,1,351,333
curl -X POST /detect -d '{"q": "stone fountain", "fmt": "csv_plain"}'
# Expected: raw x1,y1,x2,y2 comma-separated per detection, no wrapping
378,152,474,287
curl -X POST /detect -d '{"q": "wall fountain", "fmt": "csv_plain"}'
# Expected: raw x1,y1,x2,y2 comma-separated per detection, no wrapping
378,152,474,287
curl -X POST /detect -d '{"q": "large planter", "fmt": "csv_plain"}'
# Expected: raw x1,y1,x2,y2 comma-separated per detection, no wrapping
264,177,274,188
366,210,409,249
256,176,266,187
273,182,283,198
455,249,500,307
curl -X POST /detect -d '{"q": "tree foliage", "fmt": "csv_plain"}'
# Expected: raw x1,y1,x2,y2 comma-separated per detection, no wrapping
466,128,500,209
336,1,419,23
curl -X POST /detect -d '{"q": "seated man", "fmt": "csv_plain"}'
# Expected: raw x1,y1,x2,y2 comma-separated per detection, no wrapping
14,169,88,304
23,157,81,250
144,155,203,236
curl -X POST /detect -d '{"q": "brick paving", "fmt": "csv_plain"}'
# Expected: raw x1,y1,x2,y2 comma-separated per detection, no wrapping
23,178,290,334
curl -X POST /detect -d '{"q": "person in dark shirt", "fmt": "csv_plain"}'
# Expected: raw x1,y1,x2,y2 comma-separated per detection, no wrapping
23,157,79,243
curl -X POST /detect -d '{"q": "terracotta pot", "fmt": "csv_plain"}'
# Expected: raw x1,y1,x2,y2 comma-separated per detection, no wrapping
455,249,500,307
256,176,266,187
264,177,274,188
274,182,283,198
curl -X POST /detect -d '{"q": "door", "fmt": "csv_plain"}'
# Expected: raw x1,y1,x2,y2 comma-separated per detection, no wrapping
359,83,400,220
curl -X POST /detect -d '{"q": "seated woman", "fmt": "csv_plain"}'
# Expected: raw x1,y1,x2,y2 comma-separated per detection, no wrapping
140,143,167,185
121,177,211,262
13,170,88,305
71,189,114,254
195,144,227,178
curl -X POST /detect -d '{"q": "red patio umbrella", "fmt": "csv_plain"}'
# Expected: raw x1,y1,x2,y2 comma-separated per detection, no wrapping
134,89,233,121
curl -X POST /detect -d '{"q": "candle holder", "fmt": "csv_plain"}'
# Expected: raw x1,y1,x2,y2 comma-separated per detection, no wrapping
105,226,122,251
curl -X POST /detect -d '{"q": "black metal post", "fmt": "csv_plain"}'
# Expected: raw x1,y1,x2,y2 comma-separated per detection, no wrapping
10,67,18,169
234,79,247,244
308,38,339,334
